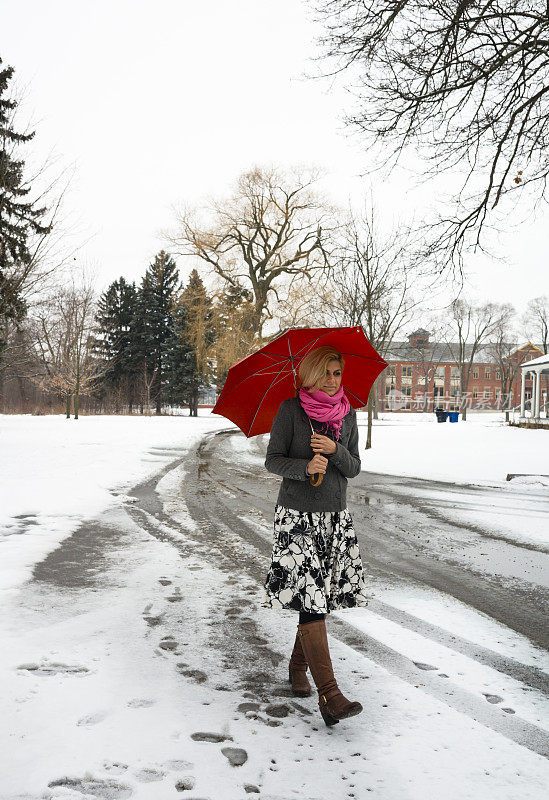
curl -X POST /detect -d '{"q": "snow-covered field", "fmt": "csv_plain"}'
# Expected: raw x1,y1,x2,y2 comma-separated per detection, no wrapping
3,411,546,586
356,411,548,487
0,413,229,595
1,412,548,799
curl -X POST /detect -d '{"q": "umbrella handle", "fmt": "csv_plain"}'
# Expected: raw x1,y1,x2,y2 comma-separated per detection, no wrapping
309,473,324,487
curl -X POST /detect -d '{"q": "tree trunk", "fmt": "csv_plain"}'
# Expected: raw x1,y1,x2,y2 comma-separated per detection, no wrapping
189,387,198,417
74,370,80,419
365,394,373,449
372,387,379,420
65,394,71,419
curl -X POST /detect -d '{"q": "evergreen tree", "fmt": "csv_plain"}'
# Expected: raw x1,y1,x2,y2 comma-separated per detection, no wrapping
94,277,139,412
137,250,180,414
0,58,51,357
165,269,214,416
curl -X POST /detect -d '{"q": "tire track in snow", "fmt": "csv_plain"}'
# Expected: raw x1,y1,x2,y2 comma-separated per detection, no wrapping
166,429,549,759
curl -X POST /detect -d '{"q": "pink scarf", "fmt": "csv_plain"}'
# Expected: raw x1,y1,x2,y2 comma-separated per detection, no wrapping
298,385,351,441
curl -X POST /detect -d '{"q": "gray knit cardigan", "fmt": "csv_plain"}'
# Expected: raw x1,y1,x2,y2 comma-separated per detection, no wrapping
264,397,361,512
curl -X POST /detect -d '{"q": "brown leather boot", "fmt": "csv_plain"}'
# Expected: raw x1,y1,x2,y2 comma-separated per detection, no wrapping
288,630,312,697
297,619,363,726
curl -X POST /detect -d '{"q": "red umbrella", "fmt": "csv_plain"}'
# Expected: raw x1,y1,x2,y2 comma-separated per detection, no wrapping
212,325,388,438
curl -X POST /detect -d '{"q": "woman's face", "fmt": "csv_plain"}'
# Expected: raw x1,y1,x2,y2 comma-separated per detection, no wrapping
315,359,342,395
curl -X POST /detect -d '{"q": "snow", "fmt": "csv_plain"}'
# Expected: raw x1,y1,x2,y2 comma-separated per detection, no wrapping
356,411,549,487
1,412,549,799
243,411,549,548
0,413,229,596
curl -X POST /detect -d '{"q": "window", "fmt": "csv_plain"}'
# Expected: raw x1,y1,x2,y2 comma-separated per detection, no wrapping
451,367,460,378
495,369,501,380
484,387,491,399
485,367,491,379
472,368,479,379
402,365,412,377
473,388,478,399
402,385,411,409
495,388,502,399
435,366,445,378
387,365,396,376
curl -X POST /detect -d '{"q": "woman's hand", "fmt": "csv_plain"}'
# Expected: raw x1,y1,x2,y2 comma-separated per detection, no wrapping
310,433,337,455
307,453,328,475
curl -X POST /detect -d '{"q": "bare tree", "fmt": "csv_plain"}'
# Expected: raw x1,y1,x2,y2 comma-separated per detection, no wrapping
485,306,521,410
311,1,549,274
445,299,513,420
32,271,103,418
318,205,424,446
522,295,549,353
139,357,158,416
1,61,79,367
166,165,336,337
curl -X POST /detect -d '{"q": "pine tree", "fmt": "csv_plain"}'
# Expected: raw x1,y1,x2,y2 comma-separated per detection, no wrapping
165,269,214,416
0,58,51,357
94,277,139,412
137,251,180,414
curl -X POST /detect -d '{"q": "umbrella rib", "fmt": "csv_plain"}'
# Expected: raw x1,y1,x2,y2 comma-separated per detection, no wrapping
216,357,292,403
337,351,388,365
289,326,363,359
246,358,293,437
344,385,371,407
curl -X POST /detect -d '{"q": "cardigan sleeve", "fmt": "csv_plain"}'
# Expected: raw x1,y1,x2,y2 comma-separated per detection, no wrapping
328,409,361,479
265,401,310,481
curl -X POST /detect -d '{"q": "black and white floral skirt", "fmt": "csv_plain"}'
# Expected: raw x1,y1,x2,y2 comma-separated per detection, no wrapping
261,504,370,613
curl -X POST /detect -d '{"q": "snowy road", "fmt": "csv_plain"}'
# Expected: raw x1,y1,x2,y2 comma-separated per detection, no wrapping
2,424,549,799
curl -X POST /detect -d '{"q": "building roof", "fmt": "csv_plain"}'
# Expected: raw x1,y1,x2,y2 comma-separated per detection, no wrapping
410,328,430,336
520,352,549,369
385,341,544,365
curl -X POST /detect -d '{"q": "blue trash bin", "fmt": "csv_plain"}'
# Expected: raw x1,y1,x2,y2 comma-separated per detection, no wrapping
448,411,459,423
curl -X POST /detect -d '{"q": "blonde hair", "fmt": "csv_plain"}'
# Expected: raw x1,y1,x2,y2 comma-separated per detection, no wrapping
298,345,345,391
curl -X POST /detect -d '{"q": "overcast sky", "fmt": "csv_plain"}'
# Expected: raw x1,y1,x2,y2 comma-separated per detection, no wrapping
3,0,548,326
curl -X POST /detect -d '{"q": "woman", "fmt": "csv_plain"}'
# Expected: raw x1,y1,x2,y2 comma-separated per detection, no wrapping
261,345,370,727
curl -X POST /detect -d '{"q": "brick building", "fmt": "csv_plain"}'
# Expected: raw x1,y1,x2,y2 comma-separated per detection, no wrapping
376,328,546,413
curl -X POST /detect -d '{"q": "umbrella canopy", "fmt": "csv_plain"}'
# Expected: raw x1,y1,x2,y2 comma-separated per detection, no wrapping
212,326,388,437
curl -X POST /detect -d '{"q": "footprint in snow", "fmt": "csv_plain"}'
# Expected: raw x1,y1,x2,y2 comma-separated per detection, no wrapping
134,767,166,782
483,693,504,704
221,747,248,767
103,762,128,775
47,776,132,798
165,759,193,770
175,776,196,791
176,665,208,683
77,711,109,726
127,698,156,708
158,637,178,651
237,702,261,713
142,603,165,627
190,732,233,743
18,661,89,676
